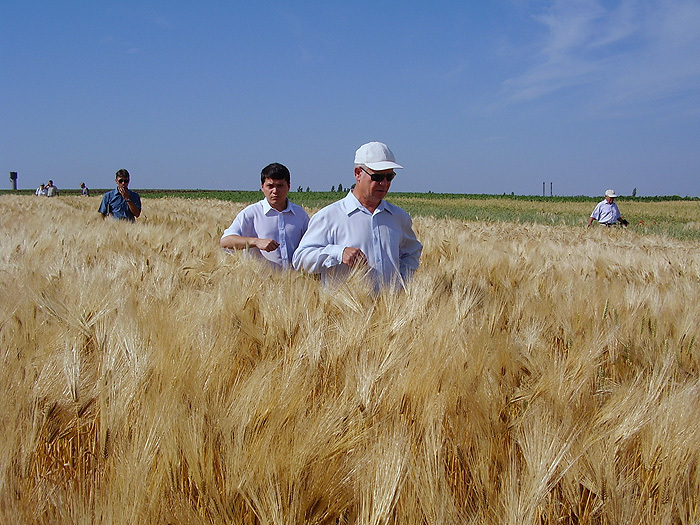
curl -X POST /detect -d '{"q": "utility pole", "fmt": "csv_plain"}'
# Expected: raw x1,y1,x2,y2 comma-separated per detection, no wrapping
550,182,553,197
542,182,545,197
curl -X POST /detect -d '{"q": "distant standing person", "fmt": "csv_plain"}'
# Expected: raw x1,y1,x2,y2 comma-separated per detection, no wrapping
220,163,309,269
35,183,47,196
46,180,58,197
292,141,422,290
80,182,90,196
588,189,627,227
99,169,141,221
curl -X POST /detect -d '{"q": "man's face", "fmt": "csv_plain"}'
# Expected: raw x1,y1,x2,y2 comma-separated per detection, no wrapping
116,175,130,189
605,195,614,204
261,178,290,210
353,166,394,208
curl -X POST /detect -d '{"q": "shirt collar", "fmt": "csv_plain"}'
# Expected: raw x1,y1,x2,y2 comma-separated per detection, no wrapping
262,198,292,215
342,191,391,216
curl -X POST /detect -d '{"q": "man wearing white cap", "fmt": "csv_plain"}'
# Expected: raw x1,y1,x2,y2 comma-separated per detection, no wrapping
588,189,624,227
292,141,422,289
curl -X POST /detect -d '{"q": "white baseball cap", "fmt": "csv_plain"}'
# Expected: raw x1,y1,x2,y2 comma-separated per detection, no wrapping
605,189,617,198
354,142,403,171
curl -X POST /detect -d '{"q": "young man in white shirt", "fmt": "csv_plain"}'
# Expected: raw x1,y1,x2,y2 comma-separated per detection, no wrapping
220,163,309,269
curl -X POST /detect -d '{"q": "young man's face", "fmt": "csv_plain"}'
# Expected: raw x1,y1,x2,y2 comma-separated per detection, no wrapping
261,178,290,211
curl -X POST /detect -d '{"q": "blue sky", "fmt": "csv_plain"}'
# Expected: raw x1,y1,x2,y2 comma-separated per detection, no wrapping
2,1,699,196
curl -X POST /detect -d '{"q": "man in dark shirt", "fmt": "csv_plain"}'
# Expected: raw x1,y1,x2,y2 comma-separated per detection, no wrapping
99,169,142,221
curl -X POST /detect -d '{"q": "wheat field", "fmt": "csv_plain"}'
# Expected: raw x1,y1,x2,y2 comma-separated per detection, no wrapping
1,194,699,524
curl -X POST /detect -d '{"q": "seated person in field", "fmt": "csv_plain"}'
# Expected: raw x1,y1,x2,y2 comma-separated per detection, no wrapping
99,169,142,221
220,163,309,269
292,141,422,290
80,182,90,196
588,189,627,227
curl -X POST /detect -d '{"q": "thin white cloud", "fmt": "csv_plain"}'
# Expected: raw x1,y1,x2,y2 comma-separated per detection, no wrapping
500,0,700,115
439,61,469,81
273,8,322,64
98,6,171,54
99,35,140,55
153,14,172,29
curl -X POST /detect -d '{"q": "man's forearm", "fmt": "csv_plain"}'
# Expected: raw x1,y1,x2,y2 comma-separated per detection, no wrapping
220,235,260,250
125,199,141,218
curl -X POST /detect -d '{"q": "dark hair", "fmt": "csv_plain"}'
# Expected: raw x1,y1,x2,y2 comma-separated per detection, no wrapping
260,163,290,185
115,169,130,179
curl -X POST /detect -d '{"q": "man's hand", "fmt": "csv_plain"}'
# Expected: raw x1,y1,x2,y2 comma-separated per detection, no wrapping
118,186,130,202
254,238,280,252
342,247,367,267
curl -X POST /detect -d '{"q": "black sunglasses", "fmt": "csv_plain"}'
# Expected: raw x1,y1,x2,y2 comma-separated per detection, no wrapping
360,166,396,182
117,179,129,183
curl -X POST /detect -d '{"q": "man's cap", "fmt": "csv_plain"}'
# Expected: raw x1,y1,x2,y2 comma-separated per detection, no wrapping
354,142,403,171
605,189,617,198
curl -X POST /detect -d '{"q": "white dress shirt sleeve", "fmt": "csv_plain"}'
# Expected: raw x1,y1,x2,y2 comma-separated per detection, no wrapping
292,208,345,273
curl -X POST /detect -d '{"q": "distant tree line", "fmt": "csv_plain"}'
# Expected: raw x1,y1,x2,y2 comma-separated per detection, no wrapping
296,183,350,193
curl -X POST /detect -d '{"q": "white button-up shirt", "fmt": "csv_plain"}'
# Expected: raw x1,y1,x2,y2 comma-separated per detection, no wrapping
292,192,422,289
221,199,309,268
590,199,621,225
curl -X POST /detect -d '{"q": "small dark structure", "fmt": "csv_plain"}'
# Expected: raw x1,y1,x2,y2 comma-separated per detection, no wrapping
9,171,17,190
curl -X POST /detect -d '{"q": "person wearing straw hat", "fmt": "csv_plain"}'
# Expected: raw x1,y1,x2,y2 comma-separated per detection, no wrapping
292,141,422,290
588,189,626,227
